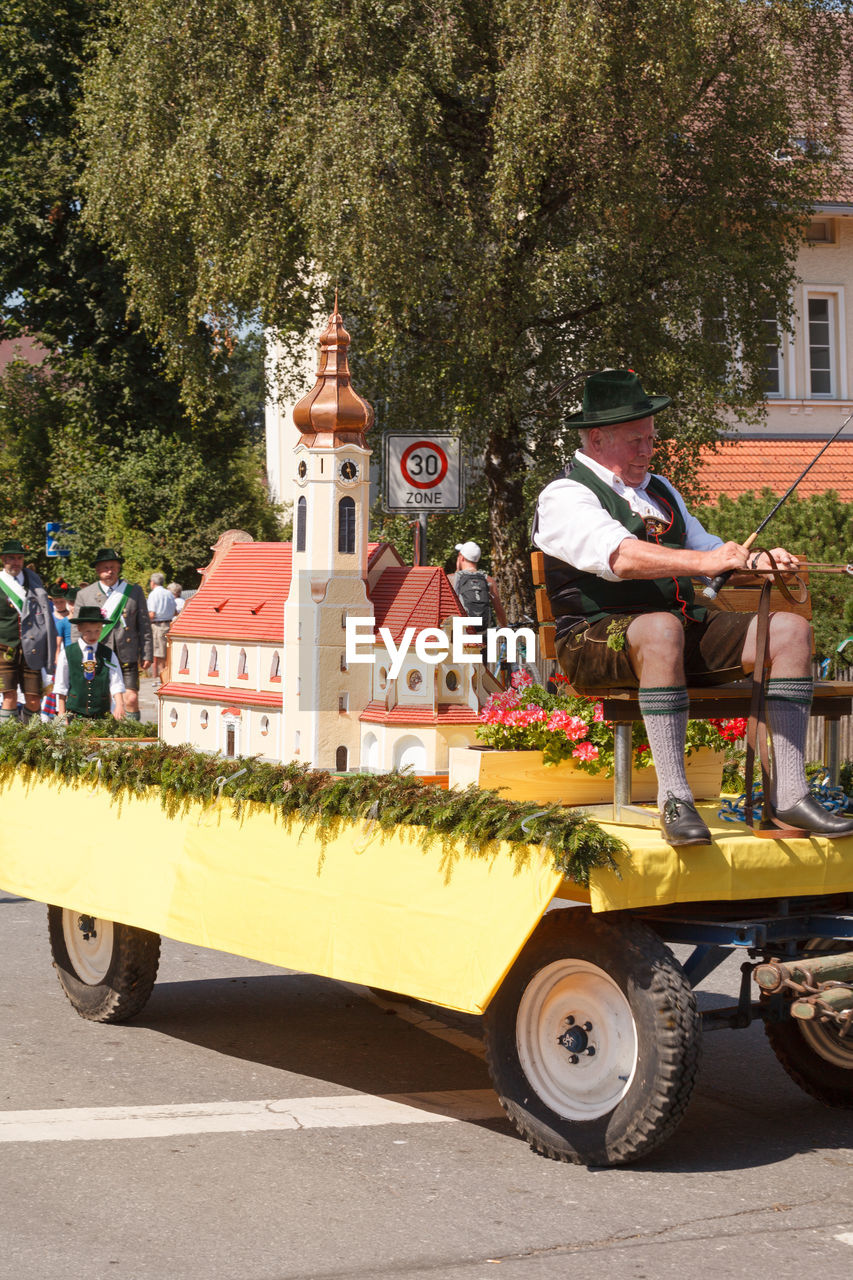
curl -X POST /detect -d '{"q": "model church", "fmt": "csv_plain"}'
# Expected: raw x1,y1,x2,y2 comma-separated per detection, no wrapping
158,302,496,773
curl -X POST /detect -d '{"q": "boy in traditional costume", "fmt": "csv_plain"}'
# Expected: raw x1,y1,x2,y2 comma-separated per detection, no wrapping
0,537,56,724
55,606,125,720
535,369,853,846
72,548,152,721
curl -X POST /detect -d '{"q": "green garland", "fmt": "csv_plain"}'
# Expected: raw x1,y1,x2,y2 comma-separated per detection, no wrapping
0,720,625,887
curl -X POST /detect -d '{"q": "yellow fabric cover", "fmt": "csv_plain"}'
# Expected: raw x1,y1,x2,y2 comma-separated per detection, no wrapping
0,773,562,1015
584,802,853,911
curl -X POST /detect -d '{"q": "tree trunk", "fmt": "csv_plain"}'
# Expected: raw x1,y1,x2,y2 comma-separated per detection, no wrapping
485,419,534,624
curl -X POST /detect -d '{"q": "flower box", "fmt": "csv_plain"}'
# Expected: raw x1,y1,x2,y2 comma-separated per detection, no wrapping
448,745,725,806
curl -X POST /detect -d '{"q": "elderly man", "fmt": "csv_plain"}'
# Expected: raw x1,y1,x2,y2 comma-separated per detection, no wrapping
0,538,56,723
72,548,152,721
535,369,853,846
147,571,177,684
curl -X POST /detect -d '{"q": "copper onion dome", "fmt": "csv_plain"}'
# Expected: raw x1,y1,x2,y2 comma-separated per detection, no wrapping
292,294,374,446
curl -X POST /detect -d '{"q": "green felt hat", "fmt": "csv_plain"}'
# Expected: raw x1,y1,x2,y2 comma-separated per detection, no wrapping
48,579,71,598
567,369,671,427
92,546,123,567
1,538,26,556
74,605,105,627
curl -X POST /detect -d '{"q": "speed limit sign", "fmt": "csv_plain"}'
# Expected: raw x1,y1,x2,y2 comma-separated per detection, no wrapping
384,434,464,513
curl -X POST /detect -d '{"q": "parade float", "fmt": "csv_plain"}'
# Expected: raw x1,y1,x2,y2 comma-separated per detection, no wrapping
2,303,853,1169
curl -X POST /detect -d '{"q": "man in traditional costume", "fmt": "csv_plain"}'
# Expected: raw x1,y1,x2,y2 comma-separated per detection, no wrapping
55,605,125,720
0,538,56,723
534,369,853,846
72,548,152,722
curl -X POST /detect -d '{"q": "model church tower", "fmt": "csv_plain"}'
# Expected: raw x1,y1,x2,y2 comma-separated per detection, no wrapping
282,296,374,770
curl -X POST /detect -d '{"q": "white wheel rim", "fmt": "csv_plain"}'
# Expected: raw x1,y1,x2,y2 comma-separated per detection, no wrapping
799,1018,853,1069
61,910,114,984
516,958,638,1121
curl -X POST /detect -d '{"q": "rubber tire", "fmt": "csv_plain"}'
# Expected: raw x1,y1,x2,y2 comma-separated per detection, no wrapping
484,907,701,1166
48,905,160,1023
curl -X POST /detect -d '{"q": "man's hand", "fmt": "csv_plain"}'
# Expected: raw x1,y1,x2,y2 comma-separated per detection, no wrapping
751,546,800,573
701,541,751,578
140,659,151,671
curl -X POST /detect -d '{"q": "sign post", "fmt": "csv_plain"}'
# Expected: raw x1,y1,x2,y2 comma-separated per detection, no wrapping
383,435,464,567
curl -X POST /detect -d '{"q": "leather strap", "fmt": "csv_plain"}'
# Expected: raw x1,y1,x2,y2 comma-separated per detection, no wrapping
744,578,773,829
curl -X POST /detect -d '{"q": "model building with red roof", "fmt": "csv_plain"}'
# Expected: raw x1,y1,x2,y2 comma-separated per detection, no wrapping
158,303,494,771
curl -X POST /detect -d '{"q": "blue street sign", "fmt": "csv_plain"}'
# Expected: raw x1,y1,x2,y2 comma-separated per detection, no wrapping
45,522,72,558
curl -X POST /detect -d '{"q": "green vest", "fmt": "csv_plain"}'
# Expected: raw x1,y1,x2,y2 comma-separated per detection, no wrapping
66,642,113,717
0,593,20,648
543,460,708,627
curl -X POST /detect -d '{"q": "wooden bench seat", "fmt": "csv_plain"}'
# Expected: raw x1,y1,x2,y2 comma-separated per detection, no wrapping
530,550,853,814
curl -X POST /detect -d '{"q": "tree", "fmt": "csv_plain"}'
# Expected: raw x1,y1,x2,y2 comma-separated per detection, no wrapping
0,0,281,585
81,0,852,614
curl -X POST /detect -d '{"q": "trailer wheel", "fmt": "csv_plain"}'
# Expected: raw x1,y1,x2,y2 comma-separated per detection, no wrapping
47,905,160,1023
765,938,853,1107
484,908,701,1166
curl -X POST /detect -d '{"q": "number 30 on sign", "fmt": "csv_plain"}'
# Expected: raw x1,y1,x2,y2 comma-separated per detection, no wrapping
383,434,463,513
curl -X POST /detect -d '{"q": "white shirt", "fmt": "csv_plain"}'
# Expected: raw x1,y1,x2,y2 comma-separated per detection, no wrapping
147,584,177,621
54,639,126,697
534,451,722,582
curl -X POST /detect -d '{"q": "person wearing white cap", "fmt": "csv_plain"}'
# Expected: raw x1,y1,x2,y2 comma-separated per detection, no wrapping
451,541,507,641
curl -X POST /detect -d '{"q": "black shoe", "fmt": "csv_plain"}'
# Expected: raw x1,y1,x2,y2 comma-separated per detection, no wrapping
774,793,853,838
660,793,712,847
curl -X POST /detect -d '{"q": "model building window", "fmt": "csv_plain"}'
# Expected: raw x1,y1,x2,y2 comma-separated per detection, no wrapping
340,652,348,672
179,644,189,674
407,669,423,691
270,650,281,681
208,645,219,676
237,648,248,679
445,670,460,692
169,708,179,727
335,746,348,772
225,722,236,758
199,709,209,729
296,496,307,552
260,715,270,736
338,693,349,713
338,497,355,554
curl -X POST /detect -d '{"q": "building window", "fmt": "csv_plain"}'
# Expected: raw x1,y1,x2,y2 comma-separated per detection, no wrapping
378,667,388,690
270,651,281,682
208,646,219,676
199,709,209,729
445,670,460,692
407,669,423,691
260,715,269,736
225,723,236,758
296,496,307,552
179,644,189,674
169,708,179,727
338,693,349,713
237,648,248,680
340,652,348,672
294,730,300,754
338,497,355,554
808,296,834,396
335,746,348,772
761,312,782,396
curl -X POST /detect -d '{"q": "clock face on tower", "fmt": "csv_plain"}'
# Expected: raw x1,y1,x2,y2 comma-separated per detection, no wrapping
339,459,359,483
297,460,307,480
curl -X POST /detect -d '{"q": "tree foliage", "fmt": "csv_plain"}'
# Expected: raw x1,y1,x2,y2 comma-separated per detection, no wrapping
0,0,280,586
79,0,852,612
696,489,853,664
